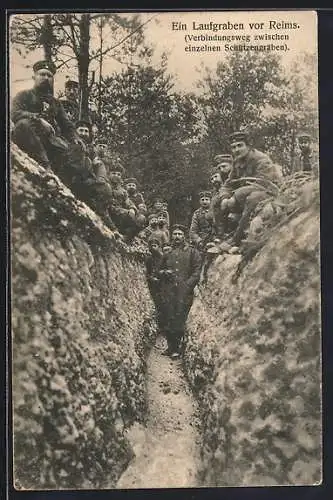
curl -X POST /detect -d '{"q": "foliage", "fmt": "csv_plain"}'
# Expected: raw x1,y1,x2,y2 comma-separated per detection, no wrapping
197,51,318,172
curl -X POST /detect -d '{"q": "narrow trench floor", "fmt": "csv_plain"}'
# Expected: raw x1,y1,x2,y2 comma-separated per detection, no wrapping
116,335,202,489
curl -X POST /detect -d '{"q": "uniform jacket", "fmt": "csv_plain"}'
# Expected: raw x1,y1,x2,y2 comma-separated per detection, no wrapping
129,191,147,213
293,151,319,174
160,244,202,291
11,88,76,142
189,207,213,244
150,228,169,247
58,97,80,122
109,183,136,215
228,148,282,185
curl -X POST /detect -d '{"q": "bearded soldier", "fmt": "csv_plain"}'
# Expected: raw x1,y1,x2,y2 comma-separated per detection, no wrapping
159,225,202,358
189,190,214,249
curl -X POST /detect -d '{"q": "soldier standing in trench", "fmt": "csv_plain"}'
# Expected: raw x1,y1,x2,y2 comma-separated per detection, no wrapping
159,225,202,359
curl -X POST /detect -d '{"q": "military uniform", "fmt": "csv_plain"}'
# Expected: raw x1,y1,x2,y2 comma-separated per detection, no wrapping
59,79,80,122
189,207,213,248
159,225,202,354
145,237,164,324
11,60,77,174
228,132,283,245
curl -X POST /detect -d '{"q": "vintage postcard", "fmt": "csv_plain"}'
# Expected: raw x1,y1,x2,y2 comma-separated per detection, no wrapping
9,9,321,490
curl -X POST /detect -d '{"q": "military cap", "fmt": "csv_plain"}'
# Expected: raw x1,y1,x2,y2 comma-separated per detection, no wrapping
76,119,92,130
229,131,249,144
65,79,79,89
199,190,212,199
153,198,165,205
297,133,312,141
214,154,233,164
171,224,187,233
33,60,57,75
124,177,138,185
148,236,161,246
148,213,158,221
109,160,125,175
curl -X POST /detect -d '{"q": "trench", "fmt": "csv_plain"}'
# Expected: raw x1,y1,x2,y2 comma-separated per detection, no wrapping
116,335,202,489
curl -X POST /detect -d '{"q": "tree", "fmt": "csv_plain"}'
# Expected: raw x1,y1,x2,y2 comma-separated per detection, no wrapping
197,50,318,173
89,63,203,223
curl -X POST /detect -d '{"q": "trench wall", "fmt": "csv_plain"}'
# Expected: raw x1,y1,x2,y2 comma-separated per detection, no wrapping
184,189,322,486
11,145,157,490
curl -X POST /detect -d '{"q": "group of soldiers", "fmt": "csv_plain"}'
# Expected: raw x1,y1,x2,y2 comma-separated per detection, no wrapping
11,59,318,359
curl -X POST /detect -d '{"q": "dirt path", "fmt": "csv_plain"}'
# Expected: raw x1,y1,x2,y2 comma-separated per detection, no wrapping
116,335,202,489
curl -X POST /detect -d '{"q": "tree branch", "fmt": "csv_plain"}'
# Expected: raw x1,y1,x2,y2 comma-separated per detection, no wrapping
89,14,158,62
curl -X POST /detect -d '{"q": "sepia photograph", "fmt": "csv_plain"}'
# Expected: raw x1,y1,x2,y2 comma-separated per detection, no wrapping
9,9,321,490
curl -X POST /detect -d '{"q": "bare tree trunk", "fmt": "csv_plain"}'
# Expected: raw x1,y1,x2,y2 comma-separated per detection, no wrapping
78,14,91,120
40,14,54,62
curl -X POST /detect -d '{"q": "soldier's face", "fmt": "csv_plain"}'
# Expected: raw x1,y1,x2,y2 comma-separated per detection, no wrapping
200,196,211,208
95,144,108,158
298,138,311,154
150,242,160,252
210,172,222,186
154,202,163,212
158,216,166,226
172,229,185,245
65,86,78,101
76,126,90,142
150,218,158,227
110,171,122,183
126,183,136,193
33,69,54,93
220,162,232,178
231,141,249,160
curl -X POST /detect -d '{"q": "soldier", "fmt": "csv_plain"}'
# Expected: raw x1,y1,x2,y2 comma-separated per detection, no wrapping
59,79,80,122
157,211,170,239
108,161,141,239
124,177,147,226
159,224,202,358
294,133,319,174
226,131,283,246
150,213,170,247
139,213,159,241
208,160,234,239
145,236,164,322
72,120,116,229
11,60,83,173
189,190,214,250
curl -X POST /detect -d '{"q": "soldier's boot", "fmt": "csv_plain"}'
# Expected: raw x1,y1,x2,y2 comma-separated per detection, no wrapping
232,190,268,246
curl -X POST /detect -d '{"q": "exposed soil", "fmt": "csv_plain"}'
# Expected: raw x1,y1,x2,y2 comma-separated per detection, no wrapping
116,335,202,489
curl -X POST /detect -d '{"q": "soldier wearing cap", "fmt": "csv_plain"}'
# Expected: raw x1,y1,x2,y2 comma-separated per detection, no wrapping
59,79,80,122
124,177,147,226
189,190,214,249
208,156,234,239
157,211,170,239
294,133,318,174
151,198,170,227
224,131,283,246
11,60,83,173
150,214,170,247
139,213,159,241
158,224,201,358
108,161,141,239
